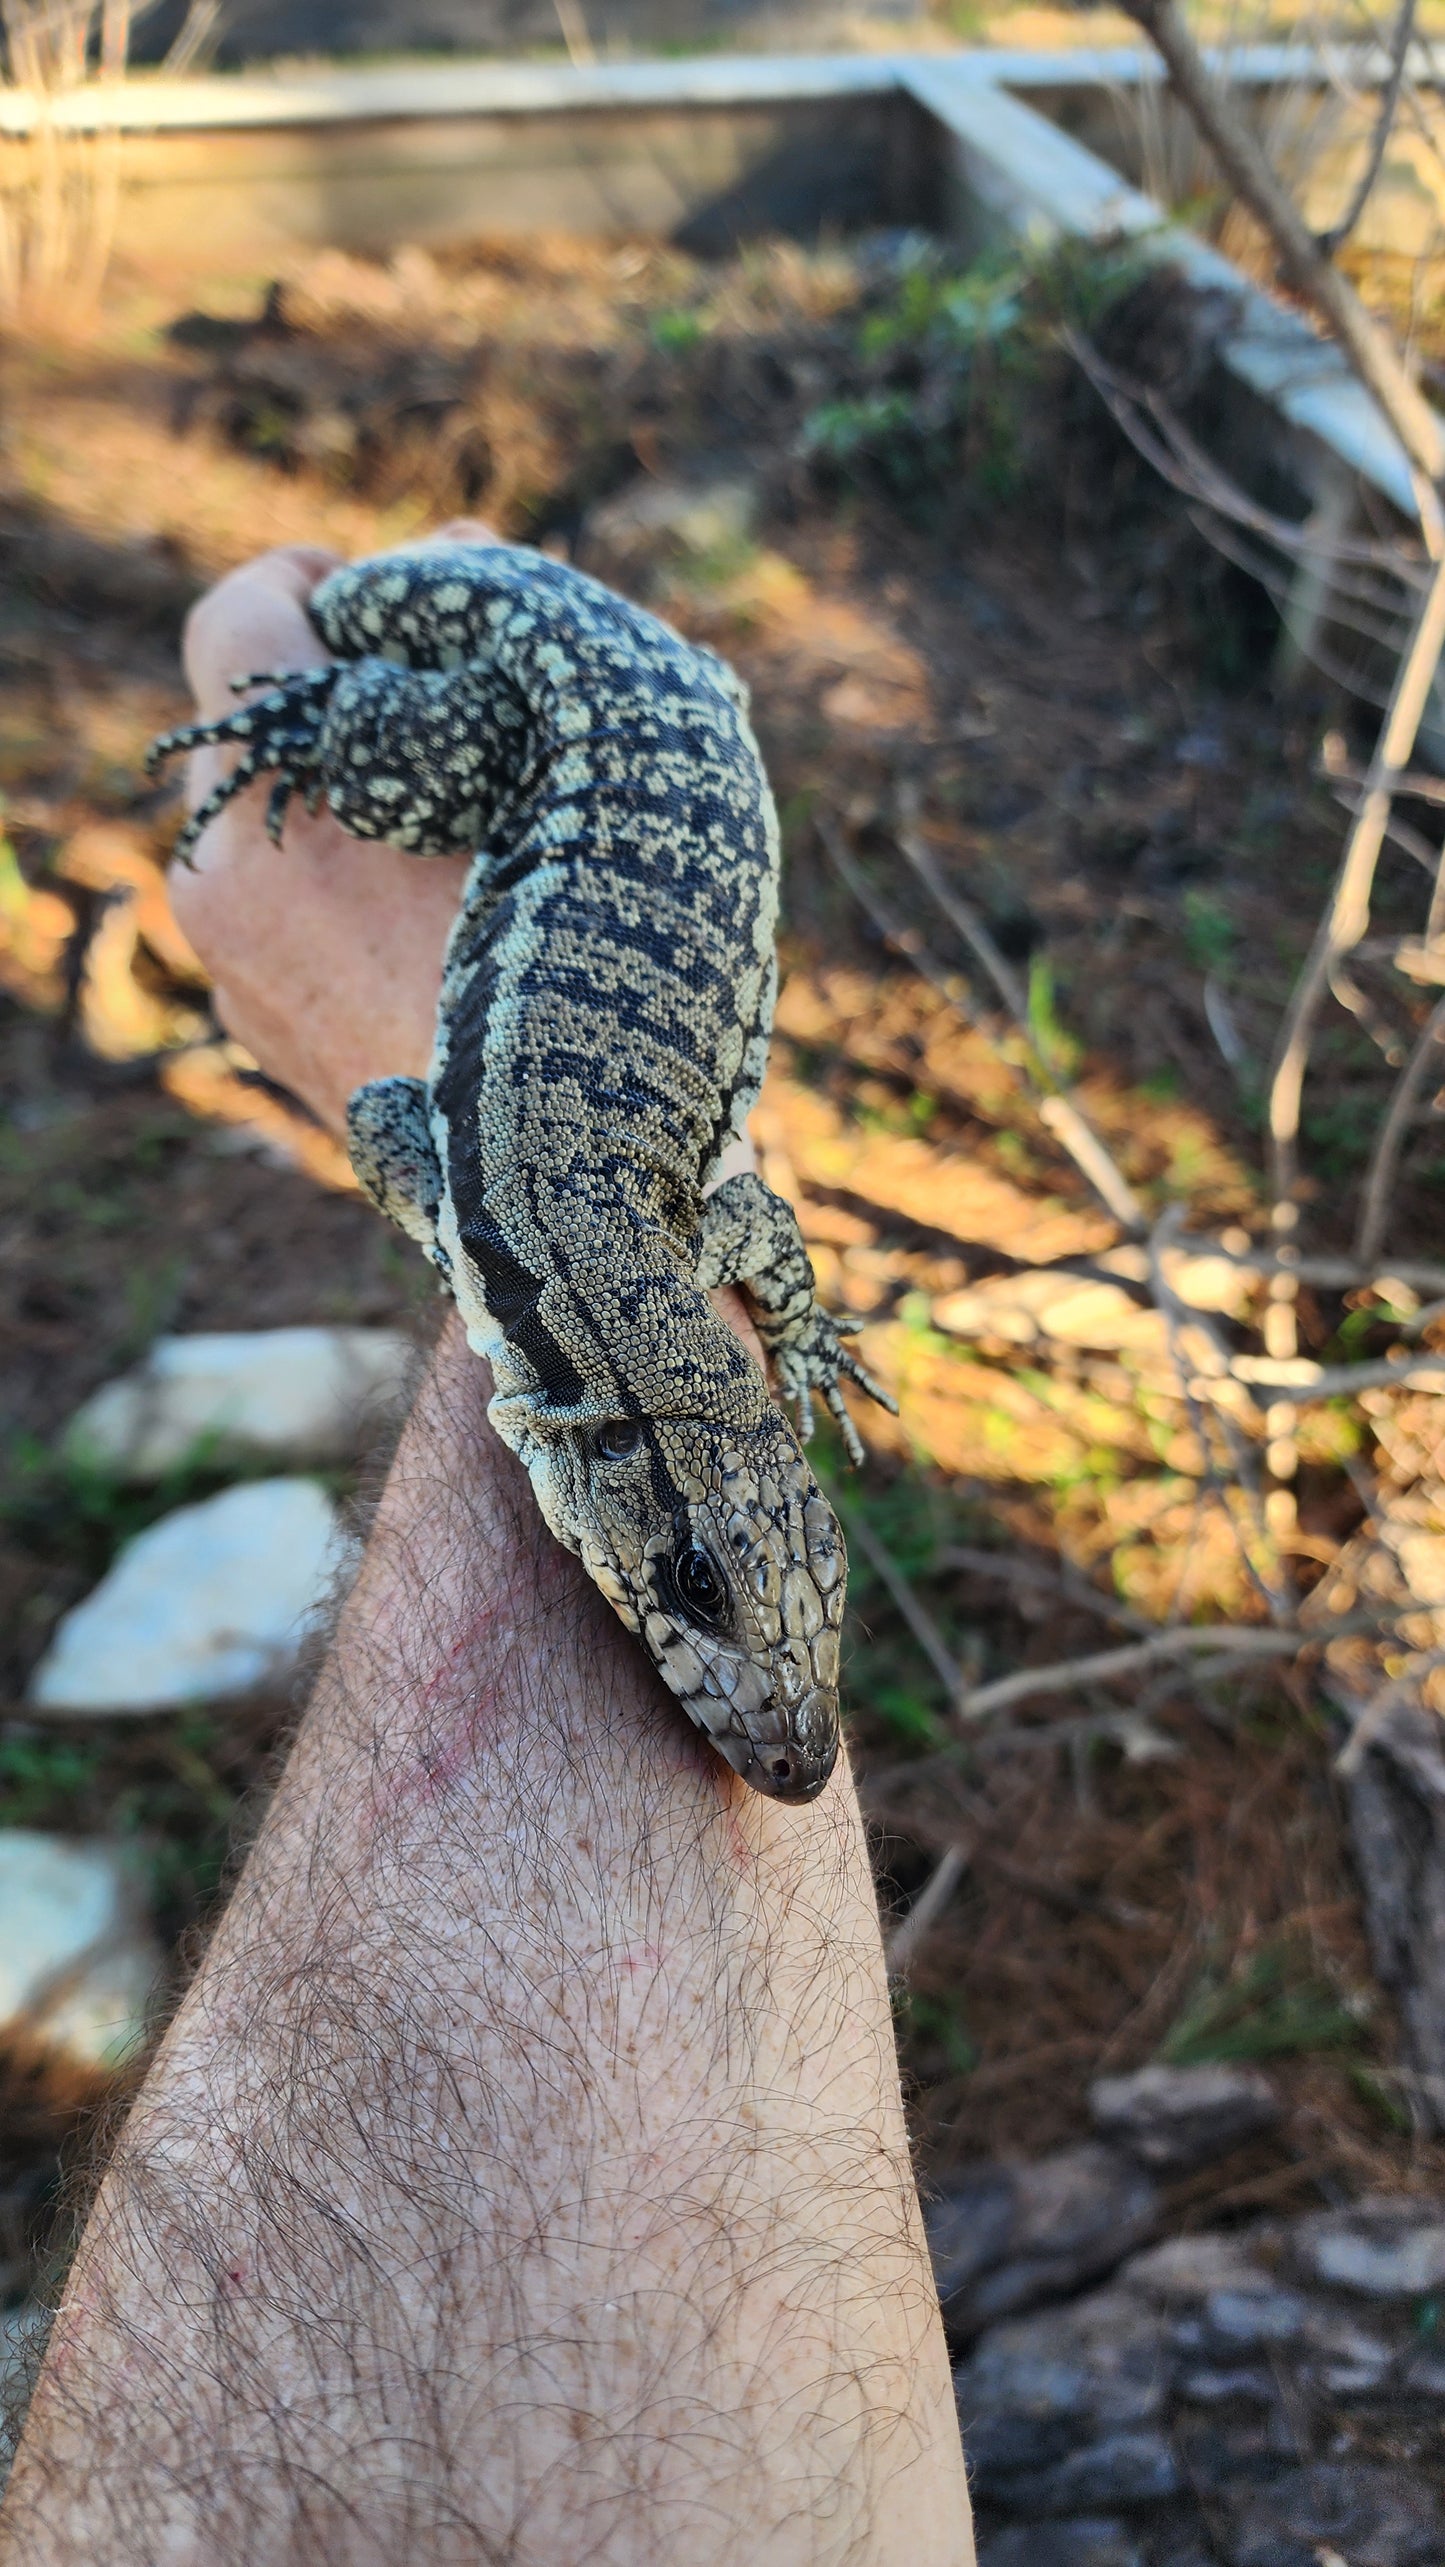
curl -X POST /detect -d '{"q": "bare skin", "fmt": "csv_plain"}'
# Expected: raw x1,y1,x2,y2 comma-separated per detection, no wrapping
0,530,973,2566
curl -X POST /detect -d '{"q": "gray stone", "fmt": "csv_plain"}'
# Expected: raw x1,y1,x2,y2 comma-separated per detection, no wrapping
928,2146,1159,2338
29,1478,347,1715
66,1327,413,1480
1228,2461,1440,2566
980,2428,1180,2517
979,2521,1144,2567
1176,2363,1279,2406
1089,2064,1281,2172
1292,2197,1445,2299
583,472,758,581
1198,2285,1309,2349
1172,2410,1303,2497
1296,2306,1395,2399
1116,2231,1270,2306
0,1833,160,2072
956,2290,1171,2488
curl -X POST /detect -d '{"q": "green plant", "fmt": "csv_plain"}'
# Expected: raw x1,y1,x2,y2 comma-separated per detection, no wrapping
801,236,1146,512
904,1991,978,2076
870,1684,946,1749
649,307,706,356
1182,889,1235,976
1026,955,1081,1080
0,1731,103,1827
1160,1942,1366,2065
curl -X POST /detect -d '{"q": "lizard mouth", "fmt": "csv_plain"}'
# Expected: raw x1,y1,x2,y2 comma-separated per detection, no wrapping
709,1688,839,1803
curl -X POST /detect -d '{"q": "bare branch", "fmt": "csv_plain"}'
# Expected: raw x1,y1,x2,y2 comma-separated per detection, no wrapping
1065,329,1429,586
835,1500,961,1696
1318,0,1417,254
1114,0,1445,487
1198,1240,1445,1293
884,1844,970,1975
933,1542,1158,1635
1335,1647,1445,1774
956,1626,1303,1722
1356,989,1445,1262
1214,1348,1445,1400
890,820,1148,1235
1268,553,1445,1204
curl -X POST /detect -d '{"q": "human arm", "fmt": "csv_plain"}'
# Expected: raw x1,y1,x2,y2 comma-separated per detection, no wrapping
0,538,972,2566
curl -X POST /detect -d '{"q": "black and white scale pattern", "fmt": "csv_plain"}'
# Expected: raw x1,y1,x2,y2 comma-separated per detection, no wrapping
150,543,895,1800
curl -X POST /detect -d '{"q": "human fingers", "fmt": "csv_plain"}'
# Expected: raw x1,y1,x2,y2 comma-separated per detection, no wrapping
183,545,342,723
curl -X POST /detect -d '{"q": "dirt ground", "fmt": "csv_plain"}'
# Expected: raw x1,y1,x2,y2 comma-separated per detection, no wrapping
3,225,1444,2308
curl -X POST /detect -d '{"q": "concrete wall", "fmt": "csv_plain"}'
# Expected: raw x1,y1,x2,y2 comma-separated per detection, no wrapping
26,87,934,269
135,0,919,64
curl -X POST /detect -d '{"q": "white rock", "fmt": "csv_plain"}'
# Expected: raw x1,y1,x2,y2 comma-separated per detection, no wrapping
0,1833,160,2072
585,472,757,567
66,1326,413,1480
29,1479,347,1716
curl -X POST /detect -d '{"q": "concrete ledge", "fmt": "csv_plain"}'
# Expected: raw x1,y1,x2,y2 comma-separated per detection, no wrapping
0,52,899,136
0,43,1430,525
904,61,1420,519
0,40,1435,137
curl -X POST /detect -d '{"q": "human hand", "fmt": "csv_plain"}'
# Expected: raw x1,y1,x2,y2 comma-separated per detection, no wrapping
167,522,487,1135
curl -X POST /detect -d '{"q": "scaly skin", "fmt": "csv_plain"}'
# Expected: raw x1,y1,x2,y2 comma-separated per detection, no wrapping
149,544,894,1801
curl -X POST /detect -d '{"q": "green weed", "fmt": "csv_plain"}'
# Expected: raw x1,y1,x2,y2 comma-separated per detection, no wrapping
649,306,706,355
904,1991,979,2076
800,236,1145,513
1026,955,1081,1081
0,1732,104,1827
1160,1942,1366,2065
870,1684,946,1749
1182,889,1235,976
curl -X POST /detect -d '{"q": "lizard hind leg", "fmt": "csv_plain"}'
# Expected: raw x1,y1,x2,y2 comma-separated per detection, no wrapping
696,1172,897,1467
347,1076,451,1284
146,665,340,866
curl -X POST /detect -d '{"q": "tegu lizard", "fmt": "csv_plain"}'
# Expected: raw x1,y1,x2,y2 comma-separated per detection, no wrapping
148,543,895,1802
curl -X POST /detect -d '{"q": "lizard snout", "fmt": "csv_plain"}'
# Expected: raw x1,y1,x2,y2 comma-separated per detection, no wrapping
713,1686,838,1802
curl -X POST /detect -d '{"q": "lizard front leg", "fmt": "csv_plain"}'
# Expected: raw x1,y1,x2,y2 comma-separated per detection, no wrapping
696,1172,896,1465
347,1075,452,1288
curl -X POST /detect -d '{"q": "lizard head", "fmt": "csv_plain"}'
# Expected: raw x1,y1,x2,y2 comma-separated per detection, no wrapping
535,1407,846,1802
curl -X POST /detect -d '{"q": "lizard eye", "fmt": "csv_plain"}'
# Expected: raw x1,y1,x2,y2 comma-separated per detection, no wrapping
669,1543,729,1629
594,1419,643,1462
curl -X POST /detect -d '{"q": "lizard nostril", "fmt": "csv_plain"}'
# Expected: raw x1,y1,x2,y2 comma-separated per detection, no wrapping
770,1756,791,1781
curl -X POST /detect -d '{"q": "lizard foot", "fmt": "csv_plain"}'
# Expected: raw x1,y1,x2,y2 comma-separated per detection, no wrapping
147,664,339,866
770,1310,897,1467
696,1171,897,1465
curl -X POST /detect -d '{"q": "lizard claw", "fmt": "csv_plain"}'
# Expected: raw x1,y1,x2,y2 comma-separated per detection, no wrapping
823,1379,867,1467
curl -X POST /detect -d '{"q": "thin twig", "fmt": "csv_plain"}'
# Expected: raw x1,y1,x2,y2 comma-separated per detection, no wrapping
1201,1242,1445,1293
1335,1646,1445,1775
933,1543,1158,1635
955,1625,1304,1722
1318,0,1416,254
892,821,1147,1234
837,1500,960,1695
1208,1350,1445,1400
1356,990,1445,1264
1065,329,1428,584
1115,0,1445,489
816,811,984,1031
1325,781,1443,882
1268,553,1445,1206
884,1844,971,1975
